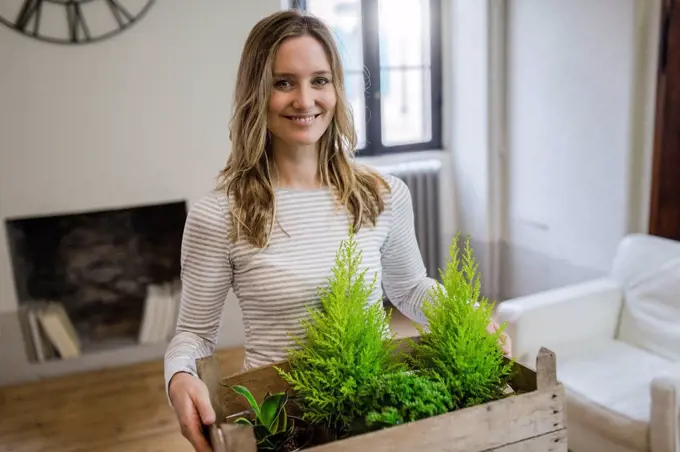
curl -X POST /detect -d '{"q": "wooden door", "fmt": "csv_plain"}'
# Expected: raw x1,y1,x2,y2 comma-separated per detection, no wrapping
650,0,680,240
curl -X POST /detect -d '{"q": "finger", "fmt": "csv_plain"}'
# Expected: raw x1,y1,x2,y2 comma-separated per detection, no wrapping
177,394,210,449
191,384,216,425
496,332,507,351
502,335,512,357
180,399,213,452
184,424,213,452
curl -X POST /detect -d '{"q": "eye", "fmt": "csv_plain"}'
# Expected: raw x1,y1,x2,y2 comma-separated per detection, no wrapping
313,77,331,87
274,79,293,90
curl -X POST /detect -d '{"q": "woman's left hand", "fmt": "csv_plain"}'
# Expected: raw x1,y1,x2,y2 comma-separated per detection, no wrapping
487,320,512,357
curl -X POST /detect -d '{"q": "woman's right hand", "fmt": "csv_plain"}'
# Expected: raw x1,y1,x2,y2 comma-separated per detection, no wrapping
168,372,216,452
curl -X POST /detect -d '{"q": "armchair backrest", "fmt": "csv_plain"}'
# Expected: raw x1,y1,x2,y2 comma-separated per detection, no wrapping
613,234,680,361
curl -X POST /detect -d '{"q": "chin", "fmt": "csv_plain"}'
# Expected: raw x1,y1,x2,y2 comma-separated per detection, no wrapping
276,128,327,147
288,134,324,146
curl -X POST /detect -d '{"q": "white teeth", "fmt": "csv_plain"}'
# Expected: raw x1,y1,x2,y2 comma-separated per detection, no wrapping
288,115,317,123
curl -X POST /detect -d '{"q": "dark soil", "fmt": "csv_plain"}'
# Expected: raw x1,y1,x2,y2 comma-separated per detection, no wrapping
282,419,314,451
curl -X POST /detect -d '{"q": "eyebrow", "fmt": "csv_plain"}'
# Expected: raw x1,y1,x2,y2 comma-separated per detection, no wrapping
273,71,332,77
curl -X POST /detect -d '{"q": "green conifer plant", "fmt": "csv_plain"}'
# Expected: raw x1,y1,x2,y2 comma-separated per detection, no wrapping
363,370,453,430
277,228,405,437
409,234,514,410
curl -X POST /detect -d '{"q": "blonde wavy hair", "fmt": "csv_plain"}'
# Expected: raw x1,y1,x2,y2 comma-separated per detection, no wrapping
217,9,390,248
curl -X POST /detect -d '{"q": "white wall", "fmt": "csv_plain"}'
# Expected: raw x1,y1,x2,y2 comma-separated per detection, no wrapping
500,0,659,298
442,0,497,297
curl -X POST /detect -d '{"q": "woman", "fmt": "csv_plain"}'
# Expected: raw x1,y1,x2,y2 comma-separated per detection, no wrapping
165,9,510,452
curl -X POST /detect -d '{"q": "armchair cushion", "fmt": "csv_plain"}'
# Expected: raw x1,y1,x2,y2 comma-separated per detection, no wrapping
613,234,680,361
548,338,675,451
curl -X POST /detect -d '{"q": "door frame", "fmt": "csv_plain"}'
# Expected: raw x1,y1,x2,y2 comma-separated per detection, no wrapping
649,0,680,240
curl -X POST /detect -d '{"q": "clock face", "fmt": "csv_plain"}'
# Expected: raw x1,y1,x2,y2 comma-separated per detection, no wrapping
0,0,156,45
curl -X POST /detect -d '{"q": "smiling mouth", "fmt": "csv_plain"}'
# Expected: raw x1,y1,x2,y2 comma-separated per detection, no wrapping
284,113,322,124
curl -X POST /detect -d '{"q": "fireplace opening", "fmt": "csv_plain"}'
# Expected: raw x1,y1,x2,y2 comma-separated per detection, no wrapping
5,200,187,362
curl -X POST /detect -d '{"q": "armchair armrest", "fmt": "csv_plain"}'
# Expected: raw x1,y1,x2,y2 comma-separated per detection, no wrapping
496,277,623,367
650,364,680,452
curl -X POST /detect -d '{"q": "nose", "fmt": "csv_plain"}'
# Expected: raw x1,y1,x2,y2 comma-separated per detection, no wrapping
292,84,314,111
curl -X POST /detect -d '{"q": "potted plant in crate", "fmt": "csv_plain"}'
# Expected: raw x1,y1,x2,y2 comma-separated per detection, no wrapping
276,230,514,444
197,230,566,451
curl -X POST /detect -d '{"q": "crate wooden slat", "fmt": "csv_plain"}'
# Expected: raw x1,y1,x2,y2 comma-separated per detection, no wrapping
197,356,292,423
197,337,567,452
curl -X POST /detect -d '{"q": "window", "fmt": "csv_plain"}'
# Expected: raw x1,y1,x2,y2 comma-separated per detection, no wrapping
291,0,442,155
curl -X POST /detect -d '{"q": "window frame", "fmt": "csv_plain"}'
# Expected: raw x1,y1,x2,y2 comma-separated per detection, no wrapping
290,0,443,156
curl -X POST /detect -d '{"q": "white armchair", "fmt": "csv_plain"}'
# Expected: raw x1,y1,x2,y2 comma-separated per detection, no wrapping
496,233,680,452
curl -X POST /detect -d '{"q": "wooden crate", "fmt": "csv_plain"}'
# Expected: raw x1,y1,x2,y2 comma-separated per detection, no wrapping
196,337,567,452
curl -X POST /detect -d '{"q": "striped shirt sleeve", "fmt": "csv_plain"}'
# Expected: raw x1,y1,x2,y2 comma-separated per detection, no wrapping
164,193,233,392
380,176,439,324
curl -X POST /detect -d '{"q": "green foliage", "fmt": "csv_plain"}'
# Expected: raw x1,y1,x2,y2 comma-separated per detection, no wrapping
409,234,514,409
363,371,453,430
231,385,293,451
277,228,405,436
277,230,515,440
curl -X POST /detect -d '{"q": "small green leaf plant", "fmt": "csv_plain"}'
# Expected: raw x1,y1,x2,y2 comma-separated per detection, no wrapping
277,228,405,437
362,370,453,430
231,385,293,451
409,234,514,410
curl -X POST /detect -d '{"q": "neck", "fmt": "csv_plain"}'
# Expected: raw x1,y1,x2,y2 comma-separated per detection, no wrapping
270,138,322,190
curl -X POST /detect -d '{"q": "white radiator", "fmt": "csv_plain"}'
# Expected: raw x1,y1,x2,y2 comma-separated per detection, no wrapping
375,158,443,281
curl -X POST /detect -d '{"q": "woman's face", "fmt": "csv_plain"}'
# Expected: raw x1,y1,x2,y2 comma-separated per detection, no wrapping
267,35,337,149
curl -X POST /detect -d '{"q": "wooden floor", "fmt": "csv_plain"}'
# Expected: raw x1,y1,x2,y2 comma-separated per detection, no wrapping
0,311,418,452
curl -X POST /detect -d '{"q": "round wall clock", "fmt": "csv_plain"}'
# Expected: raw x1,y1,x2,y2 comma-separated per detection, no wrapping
0,0,156,45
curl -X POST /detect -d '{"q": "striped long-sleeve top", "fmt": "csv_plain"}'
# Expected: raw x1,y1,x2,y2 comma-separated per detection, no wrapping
163,173,438,392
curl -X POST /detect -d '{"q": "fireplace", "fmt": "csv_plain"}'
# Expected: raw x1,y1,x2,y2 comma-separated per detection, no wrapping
5,201,187,361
